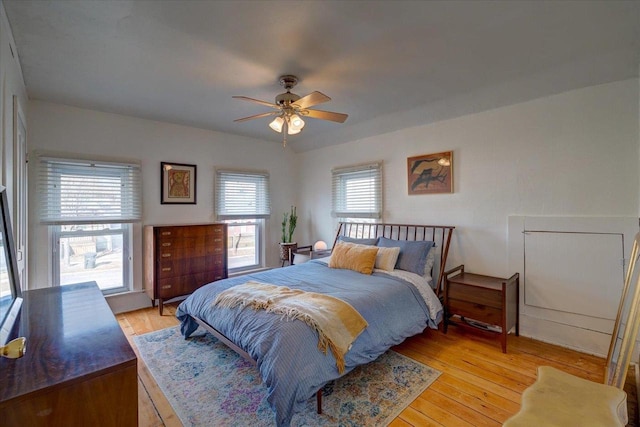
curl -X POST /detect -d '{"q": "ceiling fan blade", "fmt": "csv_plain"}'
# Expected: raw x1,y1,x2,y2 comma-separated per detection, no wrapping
304,109,348,123
234,111,280,123
292,91,331,109
233,96,280,109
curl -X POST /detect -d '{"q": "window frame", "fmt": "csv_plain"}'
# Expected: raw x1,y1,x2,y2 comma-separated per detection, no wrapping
51,224,132,295
215,169,271,272
38,154,141,294
224,218,264,273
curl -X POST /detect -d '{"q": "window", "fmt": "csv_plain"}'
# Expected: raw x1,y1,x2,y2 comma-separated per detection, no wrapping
332,162,382,220
215,169,270,272
38,156,141,294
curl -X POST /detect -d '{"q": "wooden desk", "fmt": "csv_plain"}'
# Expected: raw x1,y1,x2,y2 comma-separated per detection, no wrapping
444,265,519,353
0,282,138,426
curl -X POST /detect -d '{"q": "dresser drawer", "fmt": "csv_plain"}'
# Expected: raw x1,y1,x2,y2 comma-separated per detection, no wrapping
157,271,225,298
158,244,224,261
448,282,502,309
448,298,503,326
210,255,225,270
156,225,224,239
157,234,226,250
157,256,220,278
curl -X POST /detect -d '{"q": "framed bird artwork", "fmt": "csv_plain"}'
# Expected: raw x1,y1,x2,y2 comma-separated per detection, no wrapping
407,151,453,195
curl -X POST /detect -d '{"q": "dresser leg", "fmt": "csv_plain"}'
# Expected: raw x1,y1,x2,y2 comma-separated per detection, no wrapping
151,299,156,308
159,299,164,316
501,333,507,353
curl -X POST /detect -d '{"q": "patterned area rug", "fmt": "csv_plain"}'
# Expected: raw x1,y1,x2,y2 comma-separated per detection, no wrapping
134,326,441,426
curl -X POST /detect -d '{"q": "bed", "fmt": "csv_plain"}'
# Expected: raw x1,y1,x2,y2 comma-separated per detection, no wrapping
176,222,454,426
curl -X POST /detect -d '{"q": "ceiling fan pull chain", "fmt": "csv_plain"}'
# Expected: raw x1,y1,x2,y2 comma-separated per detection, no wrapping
283,120,288,148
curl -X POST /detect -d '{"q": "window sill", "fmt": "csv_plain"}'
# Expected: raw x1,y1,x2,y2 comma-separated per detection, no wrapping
104,289,145,298
229,267,272,278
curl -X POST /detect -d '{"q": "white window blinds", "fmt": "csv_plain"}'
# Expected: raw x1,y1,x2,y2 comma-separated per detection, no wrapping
215,169,271,220
38,156,142,225
331,162,382,219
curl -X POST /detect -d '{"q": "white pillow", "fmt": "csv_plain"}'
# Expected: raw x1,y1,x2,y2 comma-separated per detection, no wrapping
424,246,436,275
375,246,401,272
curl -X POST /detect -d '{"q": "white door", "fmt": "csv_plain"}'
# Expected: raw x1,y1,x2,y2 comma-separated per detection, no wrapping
509,215,638,356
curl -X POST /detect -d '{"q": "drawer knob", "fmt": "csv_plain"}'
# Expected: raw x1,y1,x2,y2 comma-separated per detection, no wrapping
161,253,172,258
161,285,171,289
162,243,171,247
162,267,172,272
161,231,172,236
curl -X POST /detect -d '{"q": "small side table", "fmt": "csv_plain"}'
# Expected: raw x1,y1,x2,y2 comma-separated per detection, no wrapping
291,246,332,264
443,264,519,353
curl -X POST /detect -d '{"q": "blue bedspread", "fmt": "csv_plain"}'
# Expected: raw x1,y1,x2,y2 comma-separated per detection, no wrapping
176,260,442,426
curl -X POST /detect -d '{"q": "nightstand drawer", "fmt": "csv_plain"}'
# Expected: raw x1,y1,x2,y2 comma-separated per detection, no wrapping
448,283,502,309
448,298,502,326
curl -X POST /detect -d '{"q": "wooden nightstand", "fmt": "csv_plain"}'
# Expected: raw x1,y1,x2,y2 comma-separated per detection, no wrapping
291,246,332,264
443,265,519,353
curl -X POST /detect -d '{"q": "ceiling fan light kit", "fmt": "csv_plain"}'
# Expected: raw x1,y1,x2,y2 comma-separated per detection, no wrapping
234,75,348,147
269,116,284,133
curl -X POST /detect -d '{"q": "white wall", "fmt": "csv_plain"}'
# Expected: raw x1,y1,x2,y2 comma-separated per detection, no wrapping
0,1,28,292
0,1,28,184
296,79,639,353
27,101,298,311
297,79,639,277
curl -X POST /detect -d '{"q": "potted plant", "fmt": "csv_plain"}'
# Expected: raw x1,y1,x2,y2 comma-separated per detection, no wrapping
279,206,297,264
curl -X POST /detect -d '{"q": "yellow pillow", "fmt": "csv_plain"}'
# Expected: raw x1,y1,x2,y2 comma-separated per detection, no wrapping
375,246,401,271
329,241,379,274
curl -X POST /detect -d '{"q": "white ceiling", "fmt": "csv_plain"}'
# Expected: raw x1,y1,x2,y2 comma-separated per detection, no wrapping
4,1,639,152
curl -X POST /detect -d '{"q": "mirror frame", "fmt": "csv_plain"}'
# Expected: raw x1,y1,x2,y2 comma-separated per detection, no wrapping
0,185,23,346
605,231,640,388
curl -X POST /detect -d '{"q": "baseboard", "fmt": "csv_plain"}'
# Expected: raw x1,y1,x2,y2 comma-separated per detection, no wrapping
520,313,611,357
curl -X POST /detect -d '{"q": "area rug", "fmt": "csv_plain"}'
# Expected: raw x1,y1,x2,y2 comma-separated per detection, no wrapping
133,326,441,426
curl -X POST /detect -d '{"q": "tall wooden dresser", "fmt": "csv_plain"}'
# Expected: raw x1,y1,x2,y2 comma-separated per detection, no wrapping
144,223,228,315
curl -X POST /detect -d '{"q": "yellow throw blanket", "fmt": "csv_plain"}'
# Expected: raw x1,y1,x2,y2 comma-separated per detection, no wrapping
213,281,368,374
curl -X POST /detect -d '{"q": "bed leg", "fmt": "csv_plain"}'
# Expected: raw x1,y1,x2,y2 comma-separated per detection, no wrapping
316,389,322,414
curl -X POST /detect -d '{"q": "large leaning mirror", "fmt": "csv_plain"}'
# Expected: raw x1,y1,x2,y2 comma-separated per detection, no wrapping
0,185,23,350
606,232,640,388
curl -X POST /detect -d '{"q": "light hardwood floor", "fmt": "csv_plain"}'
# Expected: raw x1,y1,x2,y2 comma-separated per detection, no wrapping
118,303,637,427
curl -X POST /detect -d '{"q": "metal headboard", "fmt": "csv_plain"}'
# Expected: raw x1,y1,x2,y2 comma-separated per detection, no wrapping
333,222,455,297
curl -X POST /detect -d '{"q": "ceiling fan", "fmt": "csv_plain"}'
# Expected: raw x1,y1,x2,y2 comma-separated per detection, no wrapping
233,75,348,147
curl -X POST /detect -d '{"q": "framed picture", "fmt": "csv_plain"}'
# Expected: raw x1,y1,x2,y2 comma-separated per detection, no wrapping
161,162,197,204
407,151,453,195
